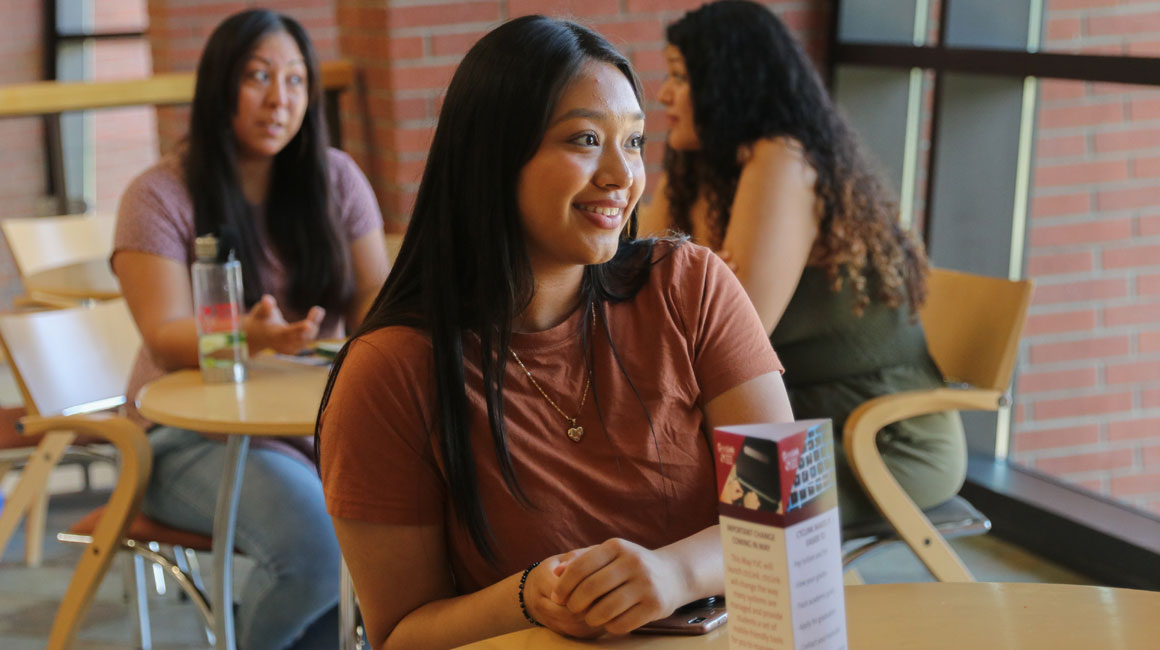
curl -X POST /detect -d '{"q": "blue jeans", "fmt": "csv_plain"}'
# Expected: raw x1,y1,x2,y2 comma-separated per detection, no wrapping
141,427,339,650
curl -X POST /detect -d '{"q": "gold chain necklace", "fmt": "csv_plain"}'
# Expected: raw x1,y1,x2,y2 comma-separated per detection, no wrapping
509,309,595,443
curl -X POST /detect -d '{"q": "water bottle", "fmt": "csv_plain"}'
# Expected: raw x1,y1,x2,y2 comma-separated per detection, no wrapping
192,233,248,383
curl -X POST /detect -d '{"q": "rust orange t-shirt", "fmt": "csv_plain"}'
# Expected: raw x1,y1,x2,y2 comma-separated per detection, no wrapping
319,242,782,593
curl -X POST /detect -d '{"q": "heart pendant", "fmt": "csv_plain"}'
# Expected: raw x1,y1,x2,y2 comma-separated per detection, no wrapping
567,426,584,443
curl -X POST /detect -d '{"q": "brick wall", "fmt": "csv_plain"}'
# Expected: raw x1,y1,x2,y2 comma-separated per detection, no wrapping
96,0,149,30
92,39,160,214
334,0,831,231
0,0,46,305
1014,0,1160,515
93,0,157,215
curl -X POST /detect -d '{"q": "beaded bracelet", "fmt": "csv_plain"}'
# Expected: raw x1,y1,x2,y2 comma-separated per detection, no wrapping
518,561,544,627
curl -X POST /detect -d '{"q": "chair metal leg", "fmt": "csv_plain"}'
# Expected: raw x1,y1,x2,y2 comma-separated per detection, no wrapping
183,547,209,597
172,545,191,601
58,534,217,645
127,553,153,650
173,545,215,645
340,559,365,650
123,539,216,637
119,549,134,603
147,541,167,596
81,458,94,493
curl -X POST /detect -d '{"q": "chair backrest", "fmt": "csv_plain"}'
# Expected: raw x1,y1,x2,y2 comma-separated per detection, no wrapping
0,213,116,278
0,299,140,416
919,268,1034,392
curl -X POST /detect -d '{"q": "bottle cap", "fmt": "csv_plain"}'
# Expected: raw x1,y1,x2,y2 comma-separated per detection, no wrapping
194,234,219,262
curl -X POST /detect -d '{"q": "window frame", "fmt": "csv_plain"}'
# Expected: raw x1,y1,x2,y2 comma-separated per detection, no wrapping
830,0,1160,588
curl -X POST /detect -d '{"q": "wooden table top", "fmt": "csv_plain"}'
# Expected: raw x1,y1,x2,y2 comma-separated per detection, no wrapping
23,258,120,300
455,582,1160,650
136,357,330,436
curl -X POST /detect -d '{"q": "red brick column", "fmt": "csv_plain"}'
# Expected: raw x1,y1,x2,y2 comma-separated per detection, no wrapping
334,0,830,231
0,0,45,303
0,0,46,221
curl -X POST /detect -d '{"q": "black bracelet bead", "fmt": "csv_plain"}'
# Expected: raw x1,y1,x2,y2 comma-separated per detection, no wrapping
518,561,544,627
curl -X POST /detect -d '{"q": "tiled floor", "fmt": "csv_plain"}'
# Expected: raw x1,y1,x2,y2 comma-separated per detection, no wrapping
0,487,1095,649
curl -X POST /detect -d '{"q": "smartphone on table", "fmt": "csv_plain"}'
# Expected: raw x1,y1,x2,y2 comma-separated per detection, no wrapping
634,596,727,635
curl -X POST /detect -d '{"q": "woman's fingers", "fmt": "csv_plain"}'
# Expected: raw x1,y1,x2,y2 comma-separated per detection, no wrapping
305,305,326,326
524,554,604,637
551,541,620,605
532,596,603,638
554,538,682,632
552,544,598,577
247,294,275,320
601,602,651,636
563,555,633,614
256,304,328,354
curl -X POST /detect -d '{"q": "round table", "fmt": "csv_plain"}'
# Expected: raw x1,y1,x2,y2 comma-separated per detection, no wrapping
137,358,331,650
455,581,1160,649
136,358,328,436
23,259,120,301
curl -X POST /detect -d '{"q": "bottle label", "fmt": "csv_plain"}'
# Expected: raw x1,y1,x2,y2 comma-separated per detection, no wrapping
197,303,246,369
198,303,241,332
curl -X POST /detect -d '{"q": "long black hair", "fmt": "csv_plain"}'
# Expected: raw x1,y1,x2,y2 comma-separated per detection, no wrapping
664,0,927,315
318,15,662,561
185,9,351,315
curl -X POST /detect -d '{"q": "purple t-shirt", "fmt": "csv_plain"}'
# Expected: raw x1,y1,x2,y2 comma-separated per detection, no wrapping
115,148,382,428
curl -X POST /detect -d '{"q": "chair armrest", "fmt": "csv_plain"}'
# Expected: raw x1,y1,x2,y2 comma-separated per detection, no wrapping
18,413,153,650
19,413,149,457
843,387,1003,582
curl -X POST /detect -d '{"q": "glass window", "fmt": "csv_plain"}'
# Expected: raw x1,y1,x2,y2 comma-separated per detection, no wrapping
838,0,935,45
835,0,1160,519
52,0,154,214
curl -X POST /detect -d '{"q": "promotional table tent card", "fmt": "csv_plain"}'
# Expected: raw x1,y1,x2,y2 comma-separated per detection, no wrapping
714,419,847,650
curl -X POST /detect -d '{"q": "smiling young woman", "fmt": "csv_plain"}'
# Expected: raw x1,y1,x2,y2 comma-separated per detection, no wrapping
316,15,793,650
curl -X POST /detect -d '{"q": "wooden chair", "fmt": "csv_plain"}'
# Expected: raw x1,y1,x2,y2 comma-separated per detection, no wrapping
17,413,151,650
842,268,1033,582
0,298,136,566
0,300,216,648
0,212,116,307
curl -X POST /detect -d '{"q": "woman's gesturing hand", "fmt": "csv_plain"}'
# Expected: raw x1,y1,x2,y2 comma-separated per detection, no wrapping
550,538,684,635
522,551,604,638
244,294,326,355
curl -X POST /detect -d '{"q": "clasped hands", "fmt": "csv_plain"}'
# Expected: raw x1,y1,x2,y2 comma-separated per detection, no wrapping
523,538,685,638
243,294,326,355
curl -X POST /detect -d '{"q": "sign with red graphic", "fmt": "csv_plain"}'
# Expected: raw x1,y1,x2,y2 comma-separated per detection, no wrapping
714,420,847,650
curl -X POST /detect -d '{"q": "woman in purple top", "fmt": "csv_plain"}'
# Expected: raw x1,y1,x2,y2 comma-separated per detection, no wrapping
112,9,389,649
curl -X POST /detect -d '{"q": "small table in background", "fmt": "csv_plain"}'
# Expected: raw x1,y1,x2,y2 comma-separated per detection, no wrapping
23,258,120,301
455,581,1160,649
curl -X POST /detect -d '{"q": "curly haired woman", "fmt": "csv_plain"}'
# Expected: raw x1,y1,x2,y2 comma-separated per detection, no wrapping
639,0,965,526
